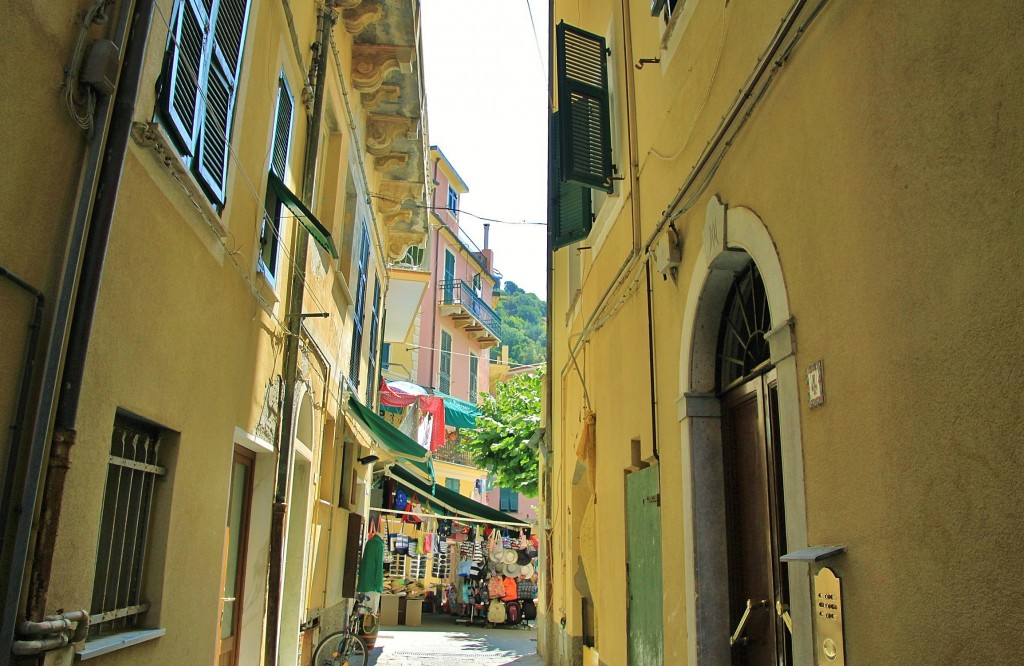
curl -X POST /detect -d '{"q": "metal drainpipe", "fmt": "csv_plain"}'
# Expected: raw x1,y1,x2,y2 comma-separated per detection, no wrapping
264,8,335,664
0,268,44,556
0,0,139,652
25,0,157,624
619,0,657,461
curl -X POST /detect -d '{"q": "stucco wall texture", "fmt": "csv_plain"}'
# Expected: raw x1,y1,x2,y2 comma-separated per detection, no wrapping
546,0,1024,664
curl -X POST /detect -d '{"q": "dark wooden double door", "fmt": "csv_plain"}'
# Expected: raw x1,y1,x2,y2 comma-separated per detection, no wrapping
721,370,792,665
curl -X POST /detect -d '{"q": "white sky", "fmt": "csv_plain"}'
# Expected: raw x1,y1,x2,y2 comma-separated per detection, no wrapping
420,0,549,300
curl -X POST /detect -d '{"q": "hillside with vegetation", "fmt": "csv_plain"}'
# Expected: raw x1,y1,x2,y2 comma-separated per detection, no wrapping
494,281,546,366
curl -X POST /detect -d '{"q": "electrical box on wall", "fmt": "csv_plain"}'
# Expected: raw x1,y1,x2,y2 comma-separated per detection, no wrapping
81,40,120,97
654,227,682,280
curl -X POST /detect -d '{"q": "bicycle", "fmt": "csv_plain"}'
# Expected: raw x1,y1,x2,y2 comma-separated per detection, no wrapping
310,595,376,666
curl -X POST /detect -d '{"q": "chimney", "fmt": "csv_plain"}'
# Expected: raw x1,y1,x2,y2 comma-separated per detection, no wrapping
483,223,490,249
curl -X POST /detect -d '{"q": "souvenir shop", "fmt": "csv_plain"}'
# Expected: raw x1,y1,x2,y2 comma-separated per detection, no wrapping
371,465,539,629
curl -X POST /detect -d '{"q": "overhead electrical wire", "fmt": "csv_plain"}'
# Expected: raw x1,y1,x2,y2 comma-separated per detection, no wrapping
368,193,545,226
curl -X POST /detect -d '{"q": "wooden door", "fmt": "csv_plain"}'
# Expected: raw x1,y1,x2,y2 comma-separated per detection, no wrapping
218,448,255,666
721,372,791,665
626,465,664,665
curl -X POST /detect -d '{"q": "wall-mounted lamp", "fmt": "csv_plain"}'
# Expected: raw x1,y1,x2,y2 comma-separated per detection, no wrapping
357,454,380,465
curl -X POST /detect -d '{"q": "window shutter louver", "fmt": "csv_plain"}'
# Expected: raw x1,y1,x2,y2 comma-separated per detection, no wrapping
350,224,370,383
196,0,251,203
556,22,613,192
164,0,209,152
550,112,593,250
439,331,452,394
270,80,292,177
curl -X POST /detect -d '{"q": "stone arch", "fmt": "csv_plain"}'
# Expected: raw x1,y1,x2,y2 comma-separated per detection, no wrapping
676,196,812,664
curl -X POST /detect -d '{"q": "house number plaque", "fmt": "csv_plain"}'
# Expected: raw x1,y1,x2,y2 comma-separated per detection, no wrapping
814,567,846,664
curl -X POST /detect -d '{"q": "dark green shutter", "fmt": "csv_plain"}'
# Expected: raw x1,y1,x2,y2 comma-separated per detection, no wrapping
260,79,293,278
550,112,593,250
556,21,613,192
163,0,209,152
439,330,452,394
270,78,292,177
196,0,251,204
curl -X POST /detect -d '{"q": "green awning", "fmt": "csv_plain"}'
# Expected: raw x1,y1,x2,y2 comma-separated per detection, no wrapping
346,396,432,475
268,171,339,259
388,464,528,526
431,391,482,429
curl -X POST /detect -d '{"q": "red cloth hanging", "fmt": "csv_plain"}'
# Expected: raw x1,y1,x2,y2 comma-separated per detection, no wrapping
417,396,446,451
379,378,418,408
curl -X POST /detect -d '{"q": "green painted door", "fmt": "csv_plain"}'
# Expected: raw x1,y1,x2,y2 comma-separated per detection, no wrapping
626,465,664,665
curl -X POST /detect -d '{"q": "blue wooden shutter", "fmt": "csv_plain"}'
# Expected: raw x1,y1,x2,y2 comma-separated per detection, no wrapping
366,274,381,405
163,0,210,152
550,112,593,249
196,0,251,203
556,21,613,192
350,223,370,383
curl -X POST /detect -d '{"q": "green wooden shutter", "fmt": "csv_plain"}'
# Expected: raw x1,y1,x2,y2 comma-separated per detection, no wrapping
270,77,293,177
556,21,613,192
259,78,292,278
439,330,452,394
550,112,593,250
196,0,251,204
163,0,210,152
469,353,478,402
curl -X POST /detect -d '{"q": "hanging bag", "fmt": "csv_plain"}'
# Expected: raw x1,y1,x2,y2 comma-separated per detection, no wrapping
487,575,506,599
487,598,507,624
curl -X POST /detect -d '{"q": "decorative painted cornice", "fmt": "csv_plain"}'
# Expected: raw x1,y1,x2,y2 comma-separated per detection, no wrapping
374,152,409,171
386,231,426,261
352,45,414,93
365,114,417,156
361,84,401,110
342,1,381,34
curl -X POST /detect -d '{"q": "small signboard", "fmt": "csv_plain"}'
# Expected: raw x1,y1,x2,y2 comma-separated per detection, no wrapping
806,360,825,409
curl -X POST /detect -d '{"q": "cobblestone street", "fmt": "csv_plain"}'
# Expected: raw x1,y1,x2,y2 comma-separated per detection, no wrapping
365,612,541,665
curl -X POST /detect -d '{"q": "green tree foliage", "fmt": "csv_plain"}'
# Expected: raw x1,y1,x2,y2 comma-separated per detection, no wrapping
464,370,543,497
494,281,546,365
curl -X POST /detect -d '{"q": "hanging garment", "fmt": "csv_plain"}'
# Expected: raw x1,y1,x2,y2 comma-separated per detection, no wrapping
416,410,434,451
356,533,385,594
417,396,447,451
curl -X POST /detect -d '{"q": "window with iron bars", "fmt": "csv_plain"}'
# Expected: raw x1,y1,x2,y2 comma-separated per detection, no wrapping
90,417,168,637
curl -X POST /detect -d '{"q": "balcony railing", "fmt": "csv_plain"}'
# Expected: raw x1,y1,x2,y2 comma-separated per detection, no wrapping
438,279,502,345
432,439,475,466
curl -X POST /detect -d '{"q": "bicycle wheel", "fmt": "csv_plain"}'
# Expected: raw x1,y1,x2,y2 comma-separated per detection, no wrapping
311,631,368,666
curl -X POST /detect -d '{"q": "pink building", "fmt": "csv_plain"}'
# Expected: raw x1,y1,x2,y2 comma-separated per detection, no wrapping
415,147,501,401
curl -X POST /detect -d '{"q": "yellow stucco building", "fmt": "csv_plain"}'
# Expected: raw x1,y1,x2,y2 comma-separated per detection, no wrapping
2,0,432,664
542,1,1024,665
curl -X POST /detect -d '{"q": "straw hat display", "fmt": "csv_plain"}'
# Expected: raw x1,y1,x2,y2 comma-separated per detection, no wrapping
503,562,521,577
519,562,535,578
501,549,518,564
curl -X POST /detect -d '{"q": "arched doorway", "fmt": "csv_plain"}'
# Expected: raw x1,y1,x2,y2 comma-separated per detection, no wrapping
677,198,812,665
